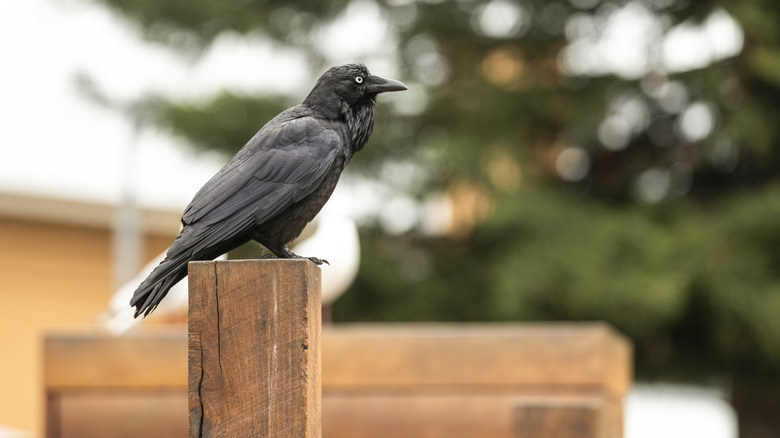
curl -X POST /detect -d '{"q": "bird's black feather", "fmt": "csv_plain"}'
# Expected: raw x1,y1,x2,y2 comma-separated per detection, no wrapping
130,64,406,317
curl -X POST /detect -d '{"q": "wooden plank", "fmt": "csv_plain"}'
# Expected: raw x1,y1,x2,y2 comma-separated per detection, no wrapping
45,323,630,393
45,323,629,438
44,329,187,390
323,394,514,438
46,394,61,438
188,260,322,438
322,324,631,396
513,398,605,438
323,394,614,438
50,393,615,438
56,392,187,438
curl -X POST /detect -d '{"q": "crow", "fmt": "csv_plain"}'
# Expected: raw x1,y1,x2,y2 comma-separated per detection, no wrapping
130,63,406,318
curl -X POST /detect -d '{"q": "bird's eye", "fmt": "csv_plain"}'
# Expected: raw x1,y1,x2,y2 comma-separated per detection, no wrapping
355,76,363,84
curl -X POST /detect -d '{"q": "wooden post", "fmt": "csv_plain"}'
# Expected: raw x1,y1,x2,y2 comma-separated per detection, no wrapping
188,259,322,438
513,398,605,438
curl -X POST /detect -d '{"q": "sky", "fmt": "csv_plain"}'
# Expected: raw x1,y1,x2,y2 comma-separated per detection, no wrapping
0,0,312,211
0,0,411,214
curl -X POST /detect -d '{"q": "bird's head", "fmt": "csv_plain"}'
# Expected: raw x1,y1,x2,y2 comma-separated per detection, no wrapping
304,63,407,115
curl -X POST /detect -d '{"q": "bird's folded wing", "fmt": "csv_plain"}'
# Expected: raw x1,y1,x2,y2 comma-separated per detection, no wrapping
181,116,343,227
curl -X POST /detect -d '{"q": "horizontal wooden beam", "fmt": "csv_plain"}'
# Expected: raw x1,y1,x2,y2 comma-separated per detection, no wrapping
45,323,631,438
513,397,606,438
45,323,630,395
48,392,187,438
44,329,187,389
321,323,631,396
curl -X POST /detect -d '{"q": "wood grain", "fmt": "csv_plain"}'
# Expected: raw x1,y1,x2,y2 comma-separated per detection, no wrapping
513,398,604,438
45,322,630,438
44,329,187,390
322,394,516,438
188,259,321,438
321,323,631,394
52,392,187,438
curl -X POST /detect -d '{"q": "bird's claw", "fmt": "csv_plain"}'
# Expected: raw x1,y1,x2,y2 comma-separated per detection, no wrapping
307,256,330,266
267,248,329,266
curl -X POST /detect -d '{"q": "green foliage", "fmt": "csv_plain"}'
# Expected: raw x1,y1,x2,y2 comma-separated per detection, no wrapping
339,184,780,382
160,92,289,155
703,185,780,372
99,0,351,47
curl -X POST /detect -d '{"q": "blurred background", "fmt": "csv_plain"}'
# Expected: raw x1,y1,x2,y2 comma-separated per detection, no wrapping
1,0,779,436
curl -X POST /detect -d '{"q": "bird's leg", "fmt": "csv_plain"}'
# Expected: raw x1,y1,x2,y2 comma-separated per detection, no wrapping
269,246,330,266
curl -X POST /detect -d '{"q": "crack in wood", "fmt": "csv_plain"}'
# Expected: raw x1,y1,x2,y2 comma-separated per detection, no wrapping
188,260,321,437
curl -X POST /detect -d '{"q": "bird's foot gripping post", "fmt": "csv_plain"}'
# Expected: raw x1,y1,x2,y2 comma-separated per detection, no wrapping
188,259,322,438
263,247,330,266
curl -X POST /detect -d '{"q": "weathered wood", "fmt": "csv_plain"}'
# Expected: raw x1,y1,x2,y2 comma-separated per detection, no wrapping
44,329,187,390
188,259,322,438
51,392,187,438
323,394,515,438
44,323,629,392
513,398,605,438
321,323,631,394
322,395,612,438
319,324,629,438
45,323,630,438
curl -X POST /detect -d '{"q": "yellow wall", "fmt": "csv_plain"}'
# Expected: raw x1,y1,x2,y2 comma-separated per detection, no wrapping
0,216,173,436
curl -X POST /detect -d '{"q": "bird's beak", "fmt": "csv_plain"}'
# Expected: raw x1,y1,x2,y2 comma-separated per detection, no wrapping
367,75,408,94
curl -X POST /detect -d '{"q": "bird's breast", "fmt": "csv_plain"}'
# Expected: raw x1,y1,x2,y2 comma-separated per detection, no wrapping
346,104,375,153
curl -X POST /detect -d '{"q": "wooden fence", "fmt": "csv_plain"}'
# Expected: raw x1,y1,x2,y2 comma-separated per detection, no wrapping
44,259,631,438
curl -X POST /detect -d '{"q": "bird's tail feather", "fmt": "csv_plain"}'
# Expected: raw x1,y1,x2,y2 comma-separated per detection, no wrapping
130,253,190,318
130,216,255,318
130,224,205,318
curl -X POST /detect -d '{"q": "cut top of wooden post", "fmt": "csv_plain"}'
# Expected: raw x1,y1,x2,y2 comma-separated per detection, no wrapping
188,259,322,438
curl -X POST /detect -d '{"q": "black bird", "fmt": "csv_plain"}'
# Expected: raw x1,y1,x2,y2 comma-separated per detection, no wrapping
130,63,406,318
